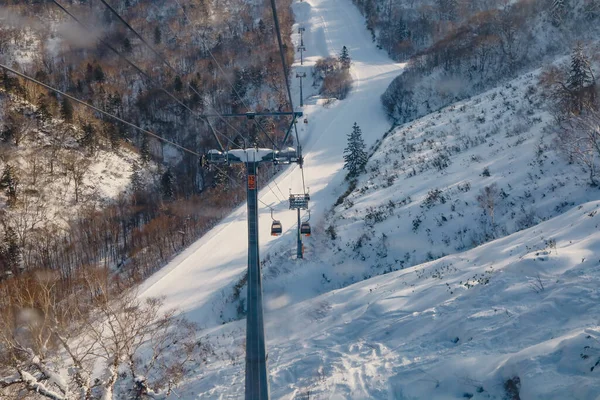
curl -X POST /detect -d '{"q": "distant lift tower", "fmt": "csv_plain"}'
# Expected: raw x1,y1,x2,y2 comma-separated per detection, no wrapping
289,191,310,259
207,146,301,400
298,26,306,65
296,72,306,107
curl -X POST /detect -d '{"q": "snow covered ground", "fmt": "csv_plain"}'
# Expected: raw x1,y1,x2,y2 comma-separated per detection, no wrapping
183,199,600,399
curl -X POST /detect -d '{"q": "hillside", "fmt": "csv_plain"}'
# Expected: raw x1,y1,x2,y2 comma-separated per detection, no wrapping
0,0,297,281
183,199,600,399
166,52,600,398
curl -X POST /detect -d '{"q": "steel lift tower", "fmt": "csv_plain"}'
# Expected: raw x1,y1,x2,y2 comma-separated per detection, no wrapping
289,192,310,259
207,145,301,400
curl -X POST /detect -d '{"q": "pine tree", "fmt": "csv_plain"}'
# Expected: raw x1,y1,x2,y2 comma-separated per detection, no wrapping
174,75,183,92
339,46,351,69
79,122,96,153
123,37,132,53
93,65,105,83
0,164,18,206
189,78,202,105
154,26,162,45
85,63,94,83
60,97,74,122
161,168,175,200
567,43,594,113
131,165,143,191
343,122,368,178
2,226,21,273
141,135,151,165
36,94,52,125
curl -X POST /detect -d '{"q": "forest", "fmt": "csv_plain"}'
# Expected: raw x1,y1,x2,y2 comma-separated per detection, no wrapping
0,0,295,330
354,0,600,124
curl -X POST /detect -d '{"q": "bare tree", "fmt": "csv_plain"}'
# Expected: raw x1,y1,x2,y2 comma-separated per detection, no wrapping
555,108,600,185
3,109,35,147
0,271,200,400
63,152,92,204
477,183,500,231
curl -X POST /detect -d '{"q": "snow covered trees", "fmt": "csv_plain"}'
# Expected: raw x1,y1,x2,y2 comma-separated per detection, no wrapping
0,226,20,275
541,43,596,117
0,272,200,399
477,184,500,237
161,168,176,200
543,43,599,185
0,164,18,206
343,122,368,178
339,46,351,69
2,109,34,147
567,43,595,114
313,47,353,101
60,97,73,123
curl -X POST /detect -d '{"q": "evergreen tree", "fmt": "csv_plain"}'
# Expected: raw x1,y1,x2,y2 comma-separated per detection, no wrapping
60,97,74,122
161,168,175,200
0,164,18,206
154,26,162,45
123,37,132,53
79,122,96,152
93,64,105,83
189,78,202,105
104,122,120,149
258,19,266,36
36,94,52,125
141,135,151,165
85,63,94,83
568,43,594,113
339,46,351,69
130,163,145,205
1,226,21,273
174,75,183,92
343,122,368,178
2,70,11,92
231,68,247,108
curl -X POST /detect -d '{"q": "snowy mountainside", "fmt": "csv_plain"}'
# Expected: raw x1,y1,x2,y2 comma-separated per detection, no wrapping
238,65,598,319
182,199,600,399
321,68,590,277
0,94,144,222
173,64,600,398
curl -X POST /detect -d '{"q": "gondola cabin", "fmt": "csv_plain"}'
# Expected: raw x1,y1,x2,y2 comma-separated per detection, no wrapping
271,221,283,236
300,222,311,236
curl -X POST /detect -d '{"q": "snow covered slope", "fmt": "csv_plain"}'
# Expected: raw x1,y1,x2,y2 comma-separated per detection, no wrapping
175,58,600,400
138,0,403,324
184,199,600,399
